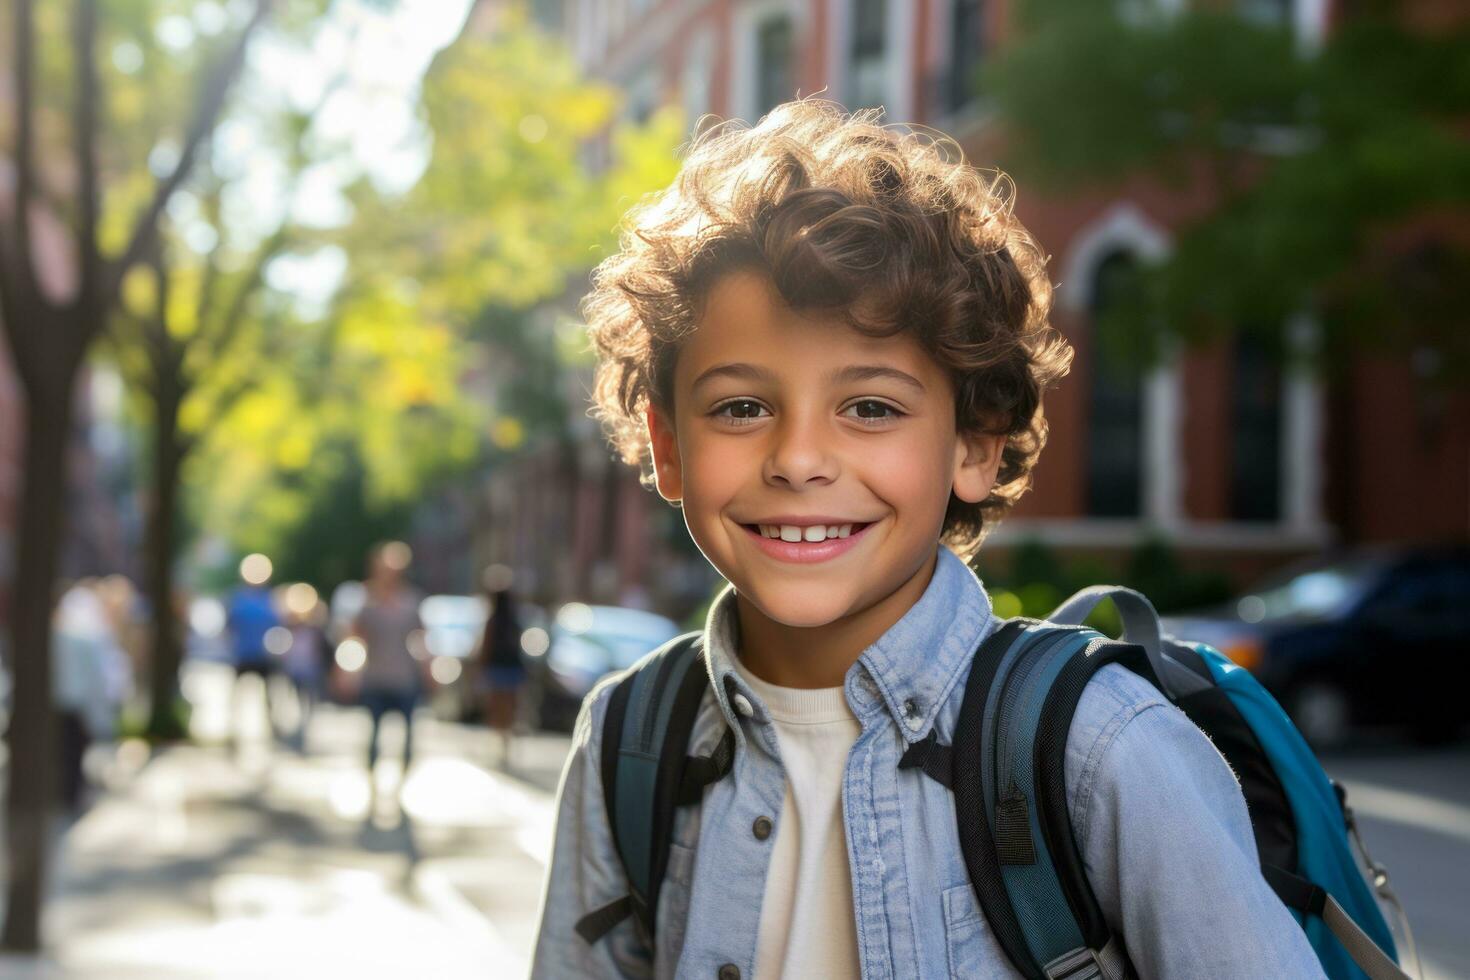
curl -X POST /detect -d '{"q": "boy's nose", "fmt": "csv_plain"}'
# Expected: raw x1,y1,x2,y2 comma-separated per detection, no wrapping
763,414,838,487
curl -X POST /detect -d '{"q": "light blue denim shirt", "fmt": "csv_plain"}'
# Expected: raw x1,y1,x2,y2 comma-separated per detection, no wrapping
531,545,1324,979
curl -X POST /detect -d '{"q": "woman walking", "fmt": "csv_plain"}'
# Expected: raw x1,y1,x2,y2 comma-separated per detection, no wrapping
353,541,425,794
477,564,524,769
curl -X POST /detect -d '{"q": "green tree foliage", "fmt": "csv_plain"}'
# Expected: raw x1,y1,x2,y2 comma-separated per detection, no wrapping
398,14,685,446
190,274,484,580
988,1,1470,384
184,12,683,591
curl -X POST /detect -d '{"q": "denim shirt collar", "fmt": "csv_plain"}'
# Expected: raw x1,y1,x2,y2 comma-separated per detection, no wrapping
702,544,995,744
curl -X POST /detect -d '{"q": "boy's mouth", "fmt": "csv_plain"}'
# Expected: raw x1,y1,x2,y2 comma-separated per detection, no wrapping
736,520,879,564
740,521,873,542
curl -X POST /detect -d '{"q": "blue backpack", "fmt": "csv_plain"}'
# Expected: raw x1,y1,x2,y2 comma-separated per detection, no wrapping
577,585,1416,980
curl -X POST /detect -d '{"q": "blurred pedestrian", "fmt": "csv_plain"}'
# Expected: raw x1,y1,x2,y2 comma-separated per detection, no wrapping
281,584,329,751
352,541,426,783
53,580,133,811
227,554,286,743
476,564,524,769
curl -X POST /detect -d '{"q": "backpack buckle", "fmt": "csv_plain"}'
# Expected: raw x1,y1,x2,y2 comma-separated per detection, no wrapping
1043,946,1106,980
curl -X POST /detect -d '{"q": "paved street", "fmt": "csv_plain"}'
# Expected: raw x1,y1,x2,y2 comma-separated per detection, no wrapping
0,661,1466,978
1322,741,1470,980
1,661,572,979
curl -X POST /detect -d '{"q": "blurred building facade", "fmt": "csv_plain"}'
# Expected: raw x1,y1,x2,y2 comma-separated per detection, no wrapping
469,306,716,620
471,0,1468,615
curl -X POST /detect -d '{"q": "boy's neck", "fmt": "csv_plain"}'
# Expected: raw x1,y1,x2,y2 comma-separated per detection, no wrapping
732,548,940,689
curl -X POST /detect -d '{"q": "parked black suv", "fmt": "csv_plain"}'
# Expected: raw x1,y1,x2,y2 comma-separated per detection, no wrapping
1161,546,1470,748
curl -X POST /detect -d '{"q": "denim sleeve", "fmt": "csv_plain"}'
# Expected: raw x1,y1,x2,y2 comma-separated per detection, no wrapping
1067,665,1326,979
530,677,653,980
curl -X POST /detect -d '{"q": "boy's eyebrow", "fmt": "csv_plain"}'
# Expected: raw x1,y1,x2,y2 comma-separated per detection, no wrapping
690,362,927,394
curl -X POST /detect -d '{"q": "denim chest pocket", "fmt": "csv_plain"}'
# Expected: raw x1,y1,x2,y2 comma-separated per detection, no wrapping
655,841,697,969
943,882,1014,979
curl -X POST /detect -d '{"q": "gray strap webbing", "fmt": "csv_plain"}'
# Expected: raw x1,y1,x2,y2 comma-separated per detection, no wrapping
1042,937,1127,980
1096,935,1127,980
1047,585,1211,699
1323,894,1413,980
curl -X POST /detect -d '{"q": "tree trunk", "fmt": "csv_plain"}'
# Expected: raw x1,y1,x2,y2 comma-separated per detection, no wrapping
1,368,73,953
144,383,186,740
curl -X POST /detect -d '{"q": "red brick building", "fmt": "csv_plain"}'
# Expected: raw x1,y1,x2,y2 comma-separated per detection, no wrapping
477,0,1467,613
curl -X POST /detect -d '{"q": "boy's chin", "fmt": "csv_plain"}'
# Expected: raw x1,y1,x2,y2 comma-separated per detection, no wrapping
734,580,865,630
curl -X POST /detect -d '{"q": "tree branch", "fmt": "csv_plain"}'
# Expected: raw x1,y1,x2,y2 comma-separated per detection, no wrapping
104,0,274,310
141,260,171,383
215,226,287,352
192,184,225,339
100,308,156,389
0,226,31,374
3,0,39,319
73,0,101,320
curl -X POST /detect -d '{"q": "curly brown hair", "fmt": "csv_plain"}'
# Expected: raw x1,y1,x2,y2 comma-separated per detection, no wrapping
584,100,1073,560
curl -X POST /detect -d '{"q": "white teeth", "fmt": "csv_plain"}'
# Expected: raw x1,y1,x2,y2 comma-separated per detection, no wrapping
756,523,858,542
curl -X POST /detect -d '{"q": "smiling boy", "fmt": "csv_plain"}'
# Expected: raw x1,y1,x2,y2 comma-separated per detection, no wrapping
531,102,1321,979
652,266,1004,690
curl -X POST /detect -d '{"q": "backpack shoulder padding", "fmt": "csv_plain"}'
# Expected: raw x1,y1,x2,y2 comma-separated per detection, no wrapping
576,630,727,947
949,618,1147,980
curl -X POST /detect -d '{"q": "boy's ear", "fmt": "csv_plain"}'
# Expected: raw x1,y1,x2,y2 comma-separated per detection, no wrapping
646,404,684,503
952,429,1006,505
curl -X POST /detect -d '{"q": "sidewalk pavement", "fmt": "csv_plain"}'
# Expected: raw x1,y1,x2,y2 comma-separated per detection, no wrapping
0,681,572,980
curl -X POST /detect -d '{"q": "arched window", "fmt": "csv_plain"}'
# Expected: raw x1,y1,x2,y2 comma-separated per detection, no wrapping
948,0,986,112
849,0,888,109
1085,251,1144,517
755,14,794,116
1229,333,1283,520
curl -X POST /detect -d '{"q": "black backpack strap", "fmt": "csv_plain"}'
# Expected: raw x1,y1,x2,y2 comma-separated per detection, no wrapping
945,618,1147,979
576,631,728,946
897,728,955,788
677,726,736,805
950,619,1045,976
1030,632,1151,968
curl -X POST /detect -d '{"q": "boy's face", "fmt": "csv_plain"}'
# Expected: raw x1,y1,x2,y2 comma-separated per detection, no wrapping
647,268,1005,632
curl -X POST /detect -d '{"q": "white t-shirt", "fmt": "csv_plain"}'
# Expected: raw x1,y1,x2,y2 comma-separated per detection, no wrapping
732,656,864,979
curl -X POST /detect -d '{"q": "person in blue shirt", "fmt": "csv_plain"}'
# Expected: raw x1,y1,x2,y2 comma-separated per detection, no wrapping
227,563,284,743
531,100,1324,978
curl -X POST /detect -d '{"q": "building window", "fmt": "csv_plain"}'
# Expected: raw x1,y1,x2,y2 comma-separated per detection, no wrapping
682,29,713,122
1230,333,1282,521
1085,252,1144,518
626,66,658,124
849,0,887,109
755,14,794,116
1238,0,1293,27
948,0,986,112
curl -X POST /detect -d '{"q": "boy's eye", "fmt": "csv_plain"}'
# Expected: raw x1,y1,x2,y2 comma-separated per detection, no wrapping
711,399,769,425
710,398,905,427
843,399,904,424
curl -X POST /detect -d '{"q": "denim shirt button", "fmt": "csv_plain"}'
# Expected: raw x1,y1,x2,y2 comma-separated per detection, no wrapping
903,697,924,730
718,964,741,980
732,693,754,718
752,815,773,841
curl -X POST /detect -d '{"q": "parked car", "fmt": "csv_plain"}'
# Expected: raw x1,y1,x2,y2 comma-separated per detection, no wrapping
530,603,683,731
1161,546,1470,748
